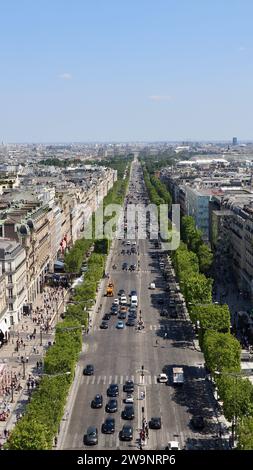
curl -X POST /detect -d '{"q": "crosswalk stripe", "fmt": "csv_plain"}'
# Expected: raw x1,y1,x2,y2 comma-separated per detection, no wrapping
82,374,159,385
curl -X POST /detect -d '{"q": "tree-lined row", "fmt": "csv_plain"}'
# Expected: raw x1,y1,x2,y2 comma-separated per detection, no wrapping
6,158,131,449
7,320,82,449
171,242,253,448
181,215,213,274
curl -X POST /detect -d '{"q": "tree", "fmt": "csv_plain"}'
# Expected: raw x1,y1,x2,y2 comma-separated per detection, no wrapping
197,243,213,273
203,331,241,373
191,304,230,332
237,417,253,449
217,375,253,423
7,420,50,450
181,272,213,305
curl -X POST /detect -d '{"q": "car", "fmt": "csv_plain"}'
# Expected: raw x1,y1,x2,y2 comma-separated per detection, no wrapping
107,383,119,397
122,404,135,420
190,415,205,431
118,312,127,320
105,399,118,413
126,318,136,326
100,321,109,329
120,305,128,312
118,289,125,296
111,305,119,315
149,282,156,289
128,306,137,313
132,241,137,246
129,264,136,271
85,426,98,445
103,313,111,321
120,295,127,304
123,380,134,393
101,417,115,434
91,394,103,409
130,290,137,297
83,364,94,375
165,441,180,450
157,373,168,383
119,424,133,441
126,241,131,245
116,320,125,329
157,298,164,305
149,417,162,429
124,394,134,404
128,312,137,319
122,263,128,271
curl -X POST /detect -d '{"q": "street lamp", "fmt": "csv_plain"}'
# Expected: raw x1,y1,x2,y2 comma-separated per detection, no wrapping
40,327,43,346
21,357,26,379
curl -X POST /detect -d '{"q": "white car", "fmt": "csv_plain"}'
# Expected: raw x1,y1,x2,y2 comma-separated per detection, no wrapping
124,395,134,404
132,241,137,246
149,282,156,290
126,241,131,245
166,441,180,450
113,298,119,305
120,295,127,305
157,373,168,383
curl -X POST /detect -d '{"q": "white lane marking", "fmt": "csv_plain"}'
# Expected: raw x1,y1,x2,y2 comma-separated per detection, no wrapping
114,375,118,383
86,376,90,385
109,375,112,384
103,375,107,385
91,376,96,385
120,375,124,384
97,376,101,384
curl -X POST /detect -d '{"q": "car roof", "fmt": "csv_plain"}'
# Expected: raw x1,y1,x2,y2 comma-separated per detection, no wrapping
87,426,97,433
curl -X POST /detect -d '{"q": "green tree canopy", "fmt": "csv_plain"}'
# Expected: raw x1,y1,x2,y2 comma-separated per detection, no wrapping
203,331,241,373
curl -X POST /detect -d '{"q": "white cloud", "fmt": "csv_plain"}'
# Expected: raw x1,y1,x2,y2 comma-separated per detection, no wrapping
149,95,172,102
59,72,72,80
237,46,246,52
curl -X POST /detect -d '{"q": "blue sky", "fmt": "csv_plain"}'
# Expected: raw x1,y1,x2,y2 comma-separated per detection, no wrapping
0,0,253,142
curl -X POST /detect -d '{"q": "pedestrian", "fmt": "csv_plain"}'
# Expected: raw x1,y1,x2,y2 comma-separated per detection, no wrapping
33,346,36,354
3,428,8,439
26,356,29,363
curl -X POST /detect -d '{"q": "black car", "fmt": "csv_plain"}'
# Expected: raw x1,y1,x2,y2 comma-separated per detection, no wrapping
101,416,115,434
118,312,127,320
123,380,134,393
130,290,137,296
118,289,125,296
100,321,109,329
103,313,111,321
107,383,119,397
149,417,162,429
120,424,133,441
122,405,135,420
111,305,119,315
105,399,118,413
190,416,205,431
128,312,137,319
122,262,128,271
91,394,103,409
126,318,136,326
85,426,98,445
83,364,94,375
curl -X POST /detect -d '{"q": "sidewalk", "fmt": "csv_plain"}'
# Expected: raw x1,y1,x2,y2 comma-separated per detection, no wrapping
0,286,68,447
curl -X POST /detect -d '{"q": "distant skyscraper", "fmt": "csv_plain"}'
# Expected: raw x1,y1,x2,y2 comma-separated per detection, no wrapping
232,137,238,146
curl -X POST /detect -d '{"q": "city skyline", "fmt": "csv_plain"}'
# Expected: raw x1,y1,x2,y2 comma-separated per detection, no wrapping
1,0,253,142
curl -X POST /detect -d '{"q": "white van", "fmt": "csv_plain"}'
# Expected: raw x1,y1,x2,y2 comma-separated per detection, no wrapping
130,295,138,308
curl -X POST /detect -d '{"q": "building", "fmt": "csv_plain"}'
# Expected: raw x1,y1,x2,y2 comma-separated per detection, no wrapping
233,137,238,146
0,239,27,333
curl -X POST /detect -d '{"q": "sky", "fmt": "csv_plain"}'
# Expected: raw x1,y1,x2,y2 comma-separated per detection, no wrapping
0,0,253,142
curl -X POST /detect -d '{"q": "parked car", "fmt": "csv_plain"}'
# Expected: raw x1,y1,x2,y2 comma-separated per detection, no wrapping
91,394,103,409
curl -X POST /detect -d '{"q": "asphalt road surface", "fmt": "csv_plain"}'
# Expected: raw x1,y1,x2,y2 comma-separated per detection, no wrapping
61,160,222,450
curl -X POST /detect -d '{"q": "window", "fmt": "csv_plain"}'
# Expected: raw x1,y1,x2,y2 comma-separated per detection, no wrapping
9,303,13,311
8,289,13,298
8,275,13,284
